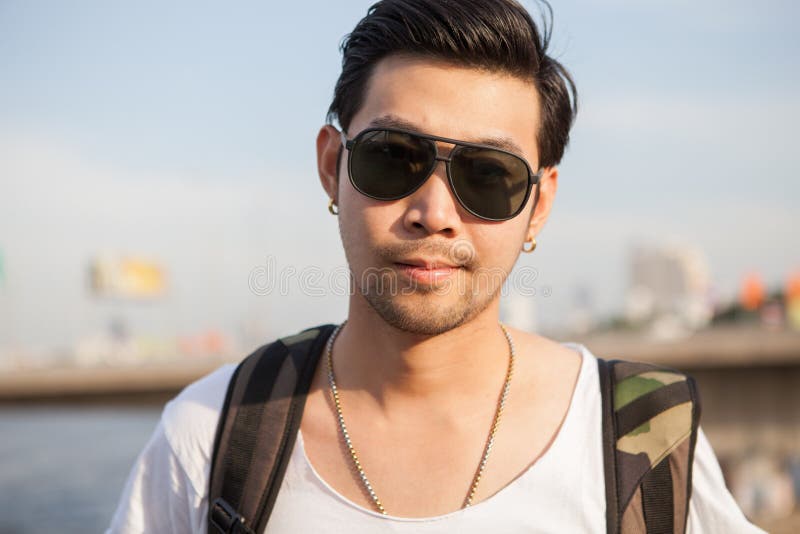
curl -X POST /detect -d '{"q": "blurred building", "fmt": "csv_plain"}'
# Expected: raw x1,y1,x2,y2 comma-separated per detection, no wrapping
625,243,713,339
566,285,596,336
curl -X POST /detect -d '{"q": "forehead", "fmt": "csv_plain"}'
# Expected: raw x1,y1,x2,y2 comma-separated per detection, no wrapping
348,54,541,163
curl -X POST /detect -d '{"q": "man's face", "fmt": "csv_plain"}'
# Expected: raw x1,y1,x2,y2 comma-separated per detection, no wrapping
320,54,554,335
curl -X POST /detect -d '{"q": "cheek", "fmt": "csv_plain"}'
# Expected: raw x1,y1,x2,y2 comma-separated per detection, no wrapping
338,194,398,264
341,194,389,235
474,226,526,268
339,169,404,244
487,241,519,276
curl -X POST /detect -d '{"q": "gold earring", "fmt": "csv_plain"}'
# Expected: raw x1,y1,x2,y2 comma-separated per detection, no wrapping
328,198,339,215
522,236,537,253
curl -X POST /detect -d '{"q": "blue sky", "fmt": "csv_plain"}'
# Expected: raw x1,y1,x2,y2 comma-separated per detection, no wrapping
1,1,798,351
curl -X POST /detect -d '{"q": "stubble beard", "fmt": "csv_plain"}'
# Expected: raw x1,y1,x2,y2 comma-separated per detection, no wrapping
357,267,504,336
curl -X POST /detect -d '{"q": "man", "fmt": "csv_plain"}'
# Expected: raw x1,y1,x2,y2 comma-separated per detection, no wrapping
109,0,763,532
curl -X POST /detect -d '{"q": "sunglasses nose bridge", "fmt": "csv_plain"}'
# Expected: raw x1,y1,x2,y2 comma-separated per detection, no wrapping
430,139,455,175
421,130,450,166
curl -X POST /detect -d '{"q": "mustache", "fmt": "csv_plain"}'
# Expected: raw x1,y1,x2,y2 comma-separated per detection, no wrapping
374,239,478,270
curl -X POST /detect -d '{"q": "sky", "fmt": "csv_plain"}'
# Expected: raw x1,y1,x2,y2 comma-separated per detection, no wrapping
1,0,798,354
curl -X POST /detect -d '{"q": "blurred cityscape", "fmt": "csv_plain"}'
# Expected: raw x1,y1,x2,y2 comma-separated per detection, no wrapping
1,243,799,531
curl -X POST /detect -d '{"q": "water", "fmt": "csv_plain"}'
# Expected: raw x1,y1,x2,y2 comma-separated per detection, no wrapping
0,404,162,534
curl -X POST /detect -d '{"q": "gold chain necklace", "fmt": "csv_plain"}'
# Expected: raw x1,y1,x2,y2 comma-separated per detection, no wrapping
324,320,515,515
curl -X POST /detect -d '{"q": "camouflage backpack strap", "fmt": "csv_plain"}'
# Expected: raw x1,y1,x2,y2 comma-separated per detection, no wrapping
598,358,702,534
208,323,337,534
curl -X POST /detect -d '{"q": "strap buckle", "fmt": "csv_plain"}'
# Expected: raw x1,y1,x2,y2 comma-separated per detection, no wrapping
209,498,255,534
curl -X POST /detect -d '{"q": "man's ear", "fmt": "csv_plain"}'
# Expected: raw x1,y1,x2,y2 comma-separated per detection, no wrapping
317,125,342,202
527,166,559,239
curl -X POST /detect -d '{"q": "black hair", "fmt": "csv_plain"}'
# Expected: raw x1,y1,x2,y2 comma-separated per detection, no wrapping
327,0,577,168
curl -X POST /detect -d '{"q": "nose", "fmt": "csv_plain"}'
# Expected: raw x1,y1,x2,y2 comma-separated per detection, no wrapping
401,160,462,237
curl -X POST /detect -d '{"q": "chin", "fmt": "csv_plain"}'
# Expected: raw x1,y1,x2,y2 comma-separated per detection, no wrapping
360,287,494,336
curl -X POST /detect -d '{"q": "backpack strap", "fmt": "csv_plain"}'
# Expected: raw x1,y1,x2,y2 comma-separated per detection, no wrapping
208,323,336,534
598,358,701,534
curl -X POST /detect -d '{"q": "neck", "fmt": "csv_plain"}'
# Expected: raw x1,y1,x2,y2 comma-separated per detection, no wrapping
331,298,512,413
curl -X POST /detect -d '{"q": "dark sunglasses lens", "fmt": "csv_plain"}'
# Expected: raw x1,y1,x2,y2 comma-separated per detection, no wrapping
350,130,435,199
450,148,530,220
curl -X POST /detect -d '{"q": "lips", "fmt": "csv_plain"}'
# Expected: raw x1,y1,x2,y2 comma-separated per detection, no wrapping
393,258,460,285
396,257,459,270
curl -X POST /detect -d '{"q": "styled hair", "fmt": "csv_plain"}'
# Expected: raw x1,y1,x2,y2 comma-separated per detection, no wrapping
327,0,578,168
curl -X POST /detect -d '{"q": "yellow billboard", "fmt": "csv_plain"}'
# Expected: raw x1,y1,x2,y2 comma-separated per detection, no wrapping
90,255,167,299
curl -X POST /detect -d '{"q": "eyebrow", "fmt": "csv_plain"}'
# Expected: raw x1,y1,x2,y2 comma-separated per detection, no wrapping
365,114,527,156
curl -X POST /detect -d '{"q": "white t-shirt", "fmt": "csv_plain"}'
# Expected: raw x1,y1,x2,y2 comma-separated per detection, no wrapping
107,342,765,533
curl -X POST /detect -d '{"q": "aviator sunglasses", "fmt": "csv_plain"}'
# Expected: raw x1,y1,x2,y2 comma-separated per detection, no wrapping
341,128,542,221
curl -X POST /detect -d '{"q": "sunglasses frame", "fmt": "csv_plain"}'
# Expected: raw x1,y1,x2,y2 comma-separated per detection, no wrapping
341,127,542,222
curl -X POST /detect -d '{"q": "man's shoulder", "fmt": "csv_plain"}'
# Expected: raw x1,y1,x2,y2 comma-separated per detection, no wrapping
504,327,596,395
163,363,238,426
159,363,238,472
505,326,597,364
